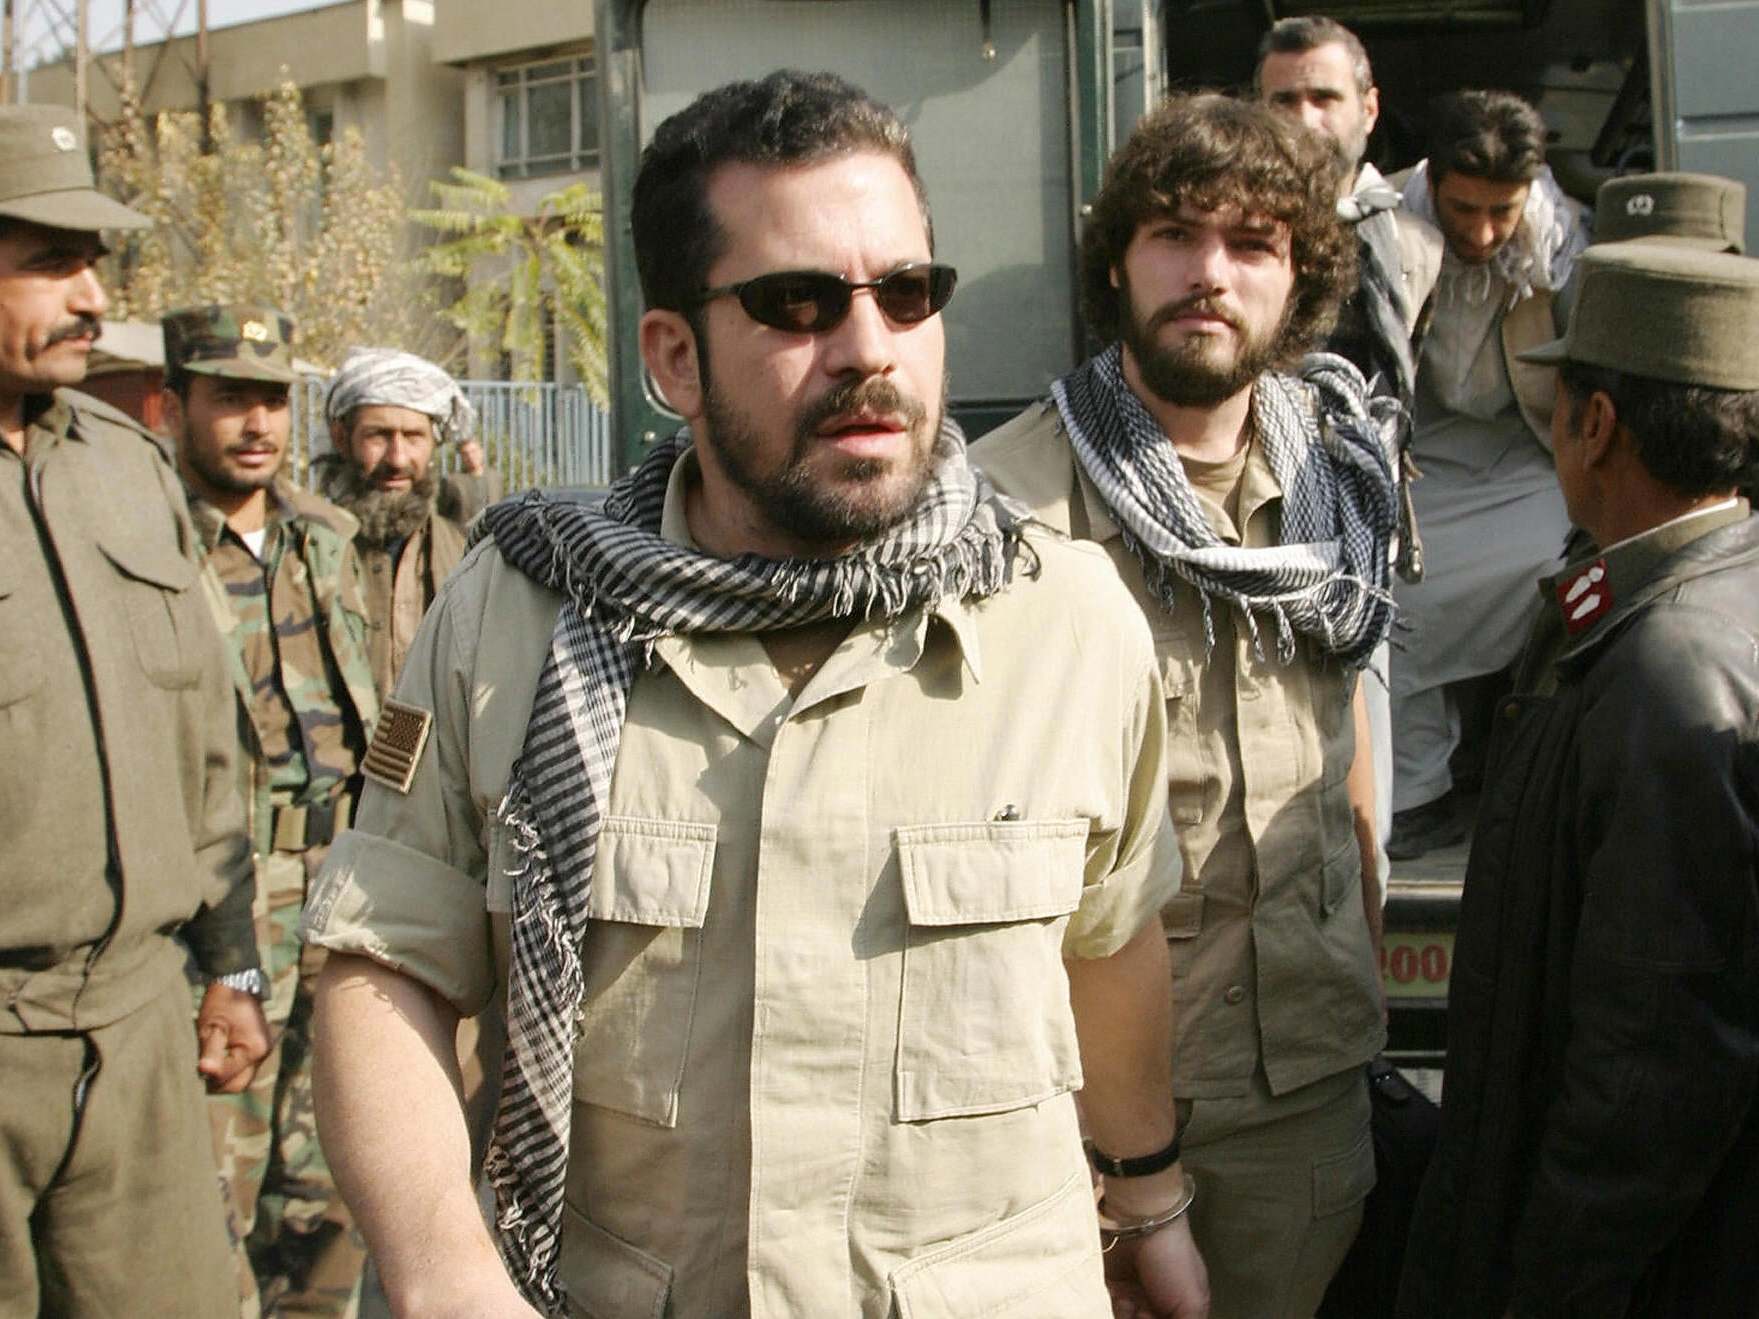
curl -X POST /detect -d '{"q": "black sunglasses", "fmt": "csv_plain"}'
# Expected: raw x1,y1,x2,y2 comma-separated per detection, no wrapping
693,262,958,333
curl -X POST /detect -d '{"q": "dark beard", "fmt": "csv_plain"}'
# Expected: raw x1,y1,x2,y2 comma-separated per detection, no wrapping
699,372,938,548
1120,290,1289,408
318,455,439,547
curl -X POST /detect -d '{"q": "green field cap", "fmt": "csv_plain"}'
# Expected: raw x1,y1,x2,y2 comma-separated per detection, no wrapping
1594,172,1745,253
1516,243,1759,390
0,105,149,232
163,304,300,384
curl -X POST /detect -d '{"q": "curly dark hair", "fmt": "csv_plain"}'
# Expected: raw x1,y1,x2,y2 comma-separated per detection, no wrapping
632,70,931,316
1561,361,1759,498
1079,92,1353,367
1427,89,1547,187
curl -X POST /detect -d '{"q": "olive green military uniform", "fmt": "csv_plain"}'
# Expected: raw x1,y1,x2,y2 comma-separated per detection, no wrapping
0,387,256,1318
974,405,1384,1319
168,306,380,1319
305,454,1184,1317
0,104,256,1319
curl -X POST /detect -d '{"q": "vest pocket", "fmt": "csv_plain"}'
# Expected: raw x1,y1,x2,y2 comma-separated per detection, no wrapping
894,819,1087,1121
888,1169,1105,1318
571,817,716,1127
558,1199,673,1319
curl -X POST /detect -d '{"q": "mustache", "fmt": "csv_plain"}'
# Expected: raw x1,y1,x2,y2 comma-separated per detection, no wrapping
798,375,928,436
45,315,102,347
1146,295,1245,336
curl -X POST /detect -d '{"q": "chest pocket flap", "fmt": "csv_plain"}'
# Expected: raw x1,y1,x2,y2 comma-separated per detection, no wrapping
98,525,204,689
894,819,1088,1122
898,820,1087,924
586,817,715,926
574,817,716,1127
99,524,199,591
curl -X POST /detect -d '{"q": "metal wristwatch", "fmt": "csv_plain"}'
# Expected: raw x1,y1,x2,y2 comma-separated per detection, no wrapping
210,968,270,999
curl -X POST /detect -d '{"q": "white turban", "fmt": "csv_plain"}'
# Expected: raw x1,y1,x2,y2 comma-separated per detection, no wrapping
323,347,475,446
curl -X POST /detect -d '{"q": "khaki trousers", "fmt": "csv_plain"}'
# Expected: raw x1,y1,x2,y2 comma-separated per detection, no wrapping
1181,1066,1374,1319
0,983,237,1318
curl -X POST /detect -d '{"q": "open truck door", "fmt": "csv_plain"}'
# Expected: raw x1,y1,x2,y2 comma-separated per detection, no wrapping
1650,0,1759,253
595,0,1167,473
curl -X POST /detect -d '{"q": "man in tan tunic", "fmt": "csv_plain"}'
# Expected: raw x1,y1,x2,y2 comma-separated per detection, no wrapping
0,104,264,1317
974,93,1395,1319
305,72,1208,1318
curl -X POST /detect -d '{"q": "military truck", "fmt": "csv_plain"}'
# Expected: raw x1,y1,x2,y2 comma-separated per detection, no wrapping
592,0,1759,1071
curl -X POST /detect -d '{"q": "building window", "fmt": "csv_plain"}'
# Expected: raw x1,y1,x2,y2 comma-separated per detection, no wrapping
496,54,598,180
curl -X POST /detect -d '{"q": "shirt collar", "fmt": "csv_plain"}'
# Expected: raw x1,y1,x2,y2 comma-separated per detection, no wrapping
649,445,986,744
659,443,697,548
1542,498,1750,642
1598,498,1743,556
187,478,298,555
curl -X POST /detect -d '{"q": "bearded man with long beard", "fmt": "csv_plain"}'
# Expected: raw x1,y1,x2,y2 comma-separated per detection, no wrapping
314,349,490,697
975,92,1398,1319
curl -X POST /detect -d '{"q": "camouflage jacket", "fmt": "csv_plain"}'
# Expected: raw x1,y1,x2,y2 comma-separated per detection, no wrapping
188,481,380,859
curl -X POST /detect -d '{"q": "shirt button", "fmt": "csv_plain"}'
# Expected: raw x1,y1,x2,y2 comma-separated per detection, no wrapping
1223,984,1246,1005
1503,700,1520,719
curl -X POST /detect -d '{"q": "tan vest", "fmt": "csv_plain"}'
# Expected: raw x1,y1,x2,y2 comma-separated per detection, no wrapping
356,510,468,696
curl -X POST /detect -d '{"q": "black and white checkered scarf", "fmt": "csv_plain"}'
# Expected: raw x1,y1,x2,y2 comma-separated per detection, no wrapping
1054,344,1396,668
475,424,1024,1314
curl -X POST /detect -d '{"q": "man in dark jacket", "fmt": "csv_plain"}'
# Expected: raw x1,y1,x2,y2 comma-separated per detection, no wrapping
1398,241,1759,1319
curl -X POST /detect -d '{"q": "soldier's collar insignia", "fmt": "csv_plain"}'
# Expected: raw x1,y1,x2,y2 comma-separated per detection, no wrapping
241,320,270,343
361,698,433,795
50,126,78,152
1556,556,1613,636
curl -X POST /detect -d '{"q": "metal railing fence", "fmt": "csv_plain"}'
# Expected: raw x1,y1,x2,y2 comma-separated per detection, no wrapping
289,377,616,493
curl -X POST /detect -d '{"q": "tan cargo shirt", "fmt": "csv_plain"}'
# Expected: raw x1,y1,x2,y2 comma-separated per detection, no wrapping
307,458,1182,1318
973,402,1385,1100
0,390,255,1032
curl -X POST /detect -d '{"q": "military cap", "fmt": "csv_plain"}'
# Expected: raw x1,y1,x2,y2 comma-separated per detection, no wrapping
1517,242,1759,391
0,104,149,232
162,305,300,384
1593,172,1746,254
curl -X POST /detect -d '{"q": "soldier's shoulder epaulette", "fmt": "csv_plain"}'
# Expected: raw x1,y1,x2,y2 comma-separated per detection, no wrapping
56,386,174,461
282,482,362,540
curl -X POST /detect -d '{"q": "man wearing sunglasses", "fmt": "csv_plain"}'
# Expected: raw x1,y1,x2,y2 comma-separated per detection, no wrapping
306,71,1206,1318
976,93,1396,1319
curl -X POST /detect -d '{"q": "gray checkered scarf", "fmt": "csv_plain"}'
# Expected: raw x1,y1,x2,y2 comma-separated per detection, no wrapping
475,423,1025,1314
1054,344,1396,668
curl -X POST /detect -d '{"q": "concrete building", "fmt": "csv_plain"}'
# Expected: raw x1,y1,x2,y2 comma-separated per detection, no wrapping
30,0,465,197
434,1,598,381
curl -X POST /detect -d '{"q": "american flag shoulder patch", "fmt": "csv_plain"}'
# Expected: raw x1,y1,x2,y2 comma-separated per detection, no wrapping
361,699,434,795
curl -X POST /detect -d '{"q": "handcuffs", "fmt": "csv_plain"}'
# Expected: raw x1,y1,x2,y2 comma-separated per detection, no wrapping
1094,1170,1197,1253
